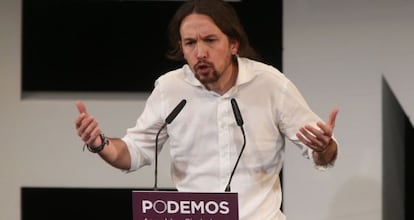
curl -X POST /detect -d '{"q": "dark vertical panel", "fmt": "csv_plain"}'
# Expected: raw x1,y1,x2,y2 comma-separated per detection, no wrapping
382,77,406,220
404,116,413,219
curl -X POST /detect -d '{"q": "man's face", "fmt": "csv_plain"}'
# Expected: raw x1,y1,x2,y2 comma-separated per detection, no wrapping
179,14,238,87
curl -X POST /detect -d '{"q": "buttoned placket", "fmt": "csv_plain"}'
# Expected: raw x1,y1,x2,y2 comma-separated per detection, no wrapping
217,96,233,190
215,85,239,190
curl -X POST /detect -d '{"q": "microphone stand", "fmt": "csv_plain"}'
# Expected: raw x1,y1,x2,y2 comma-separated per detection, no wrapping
153,99,187,191
154,123,166,191
225,126,246,192
225,98,246,192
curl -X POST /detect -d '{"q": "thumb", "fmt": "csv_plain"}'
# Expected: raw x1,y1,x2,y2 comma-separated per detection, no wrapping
328,108,339,128
76,100,88,114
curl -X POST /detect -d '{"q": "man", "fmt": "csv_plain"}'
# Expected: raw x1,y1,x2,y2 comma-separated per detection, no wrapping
75,0,339,219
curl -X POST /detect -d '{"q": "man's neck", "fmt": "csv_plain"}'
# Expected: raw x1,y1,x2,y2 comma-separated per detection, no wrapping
207,62,238,95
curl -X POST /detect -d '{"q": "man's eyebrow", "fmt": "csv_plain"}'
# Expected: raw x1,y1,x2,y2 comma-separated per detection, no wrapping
182,33,218,40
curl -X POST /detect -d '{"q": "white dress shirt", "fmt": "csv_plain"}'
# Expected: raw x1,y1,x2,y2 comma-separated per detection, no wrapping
122,57,336,220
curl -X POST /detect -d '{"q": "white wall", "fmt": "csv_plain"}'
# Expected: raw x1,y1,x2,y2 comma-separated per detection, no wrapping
283,0,414,220
1,0,413,220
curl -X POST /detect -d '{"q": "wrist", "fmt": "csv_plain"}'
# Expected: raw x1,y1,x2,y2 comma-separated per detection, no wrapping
83,133,109,153
313,139,337,165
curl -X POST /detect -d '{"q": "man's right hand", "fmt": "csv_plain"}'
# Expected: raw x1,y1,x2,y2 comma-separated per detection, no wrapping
75,101,102,147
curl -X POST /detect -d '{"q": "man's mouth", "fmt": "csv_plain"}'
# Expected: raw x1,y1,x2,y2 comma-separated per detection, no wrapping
195,63,212,75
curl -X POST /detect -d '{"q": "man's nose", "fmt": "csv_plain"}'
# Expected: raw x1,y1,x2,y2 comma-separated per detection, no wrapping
196,42,208,59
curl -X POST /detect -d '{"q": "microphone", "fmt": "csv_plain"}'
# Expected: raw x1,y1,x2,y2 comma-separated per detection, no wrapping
225,98,246,192
154,99,187,191
165,99,187,124
231,98,244,126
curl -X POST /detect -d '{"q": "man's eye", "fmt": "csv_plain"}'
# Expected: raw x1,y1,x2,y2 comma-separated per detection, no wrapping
184,41,195,46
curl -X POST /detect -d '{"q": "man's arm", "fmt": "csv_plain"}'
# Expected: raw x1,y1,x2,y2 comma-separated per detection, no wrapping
296,108,339,166
75,101,131,170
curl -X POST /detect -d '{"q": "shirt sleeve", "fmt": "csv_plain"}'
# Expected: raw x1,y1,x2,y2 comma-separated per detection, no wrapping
121,83,169,172
277,78,339,170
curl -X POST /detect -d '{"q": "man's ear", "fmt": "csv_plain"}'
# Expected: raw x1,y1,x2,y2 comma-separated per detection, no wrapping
230,39,239,55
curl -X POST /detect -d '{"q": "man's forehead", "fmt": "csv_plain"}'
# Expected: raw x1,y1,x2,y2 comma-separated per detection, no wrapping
180,14,222,37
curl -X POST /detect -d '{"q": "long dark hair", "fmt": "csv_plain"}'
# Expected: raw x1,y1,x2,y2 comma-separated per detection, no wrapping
166,0,260,62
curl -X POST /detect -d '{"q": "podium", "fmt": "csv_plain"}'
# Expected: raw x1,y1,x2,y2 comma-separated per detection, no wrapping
132,191,239,220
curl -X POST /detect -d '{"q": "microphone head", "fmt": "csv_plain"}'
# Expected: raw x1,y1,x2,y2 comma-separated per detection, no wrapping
230,98,244,126
165,99,187,124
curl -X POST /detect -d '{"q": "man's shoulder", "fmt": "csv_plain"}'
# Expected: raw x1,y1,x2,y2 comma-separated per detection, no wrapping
156,65,187,82
240,57,282,73
239,57,287,82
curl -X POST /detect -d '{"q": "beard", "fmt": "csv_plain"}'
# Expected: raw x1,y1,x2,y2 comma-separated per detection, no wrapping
193,61,219,85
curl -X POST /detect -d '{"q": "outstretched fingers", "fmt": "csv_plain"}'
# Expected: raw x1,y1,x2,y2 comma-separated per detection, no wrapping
317,108,339,136
297,126,327,152
297,108,340,152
